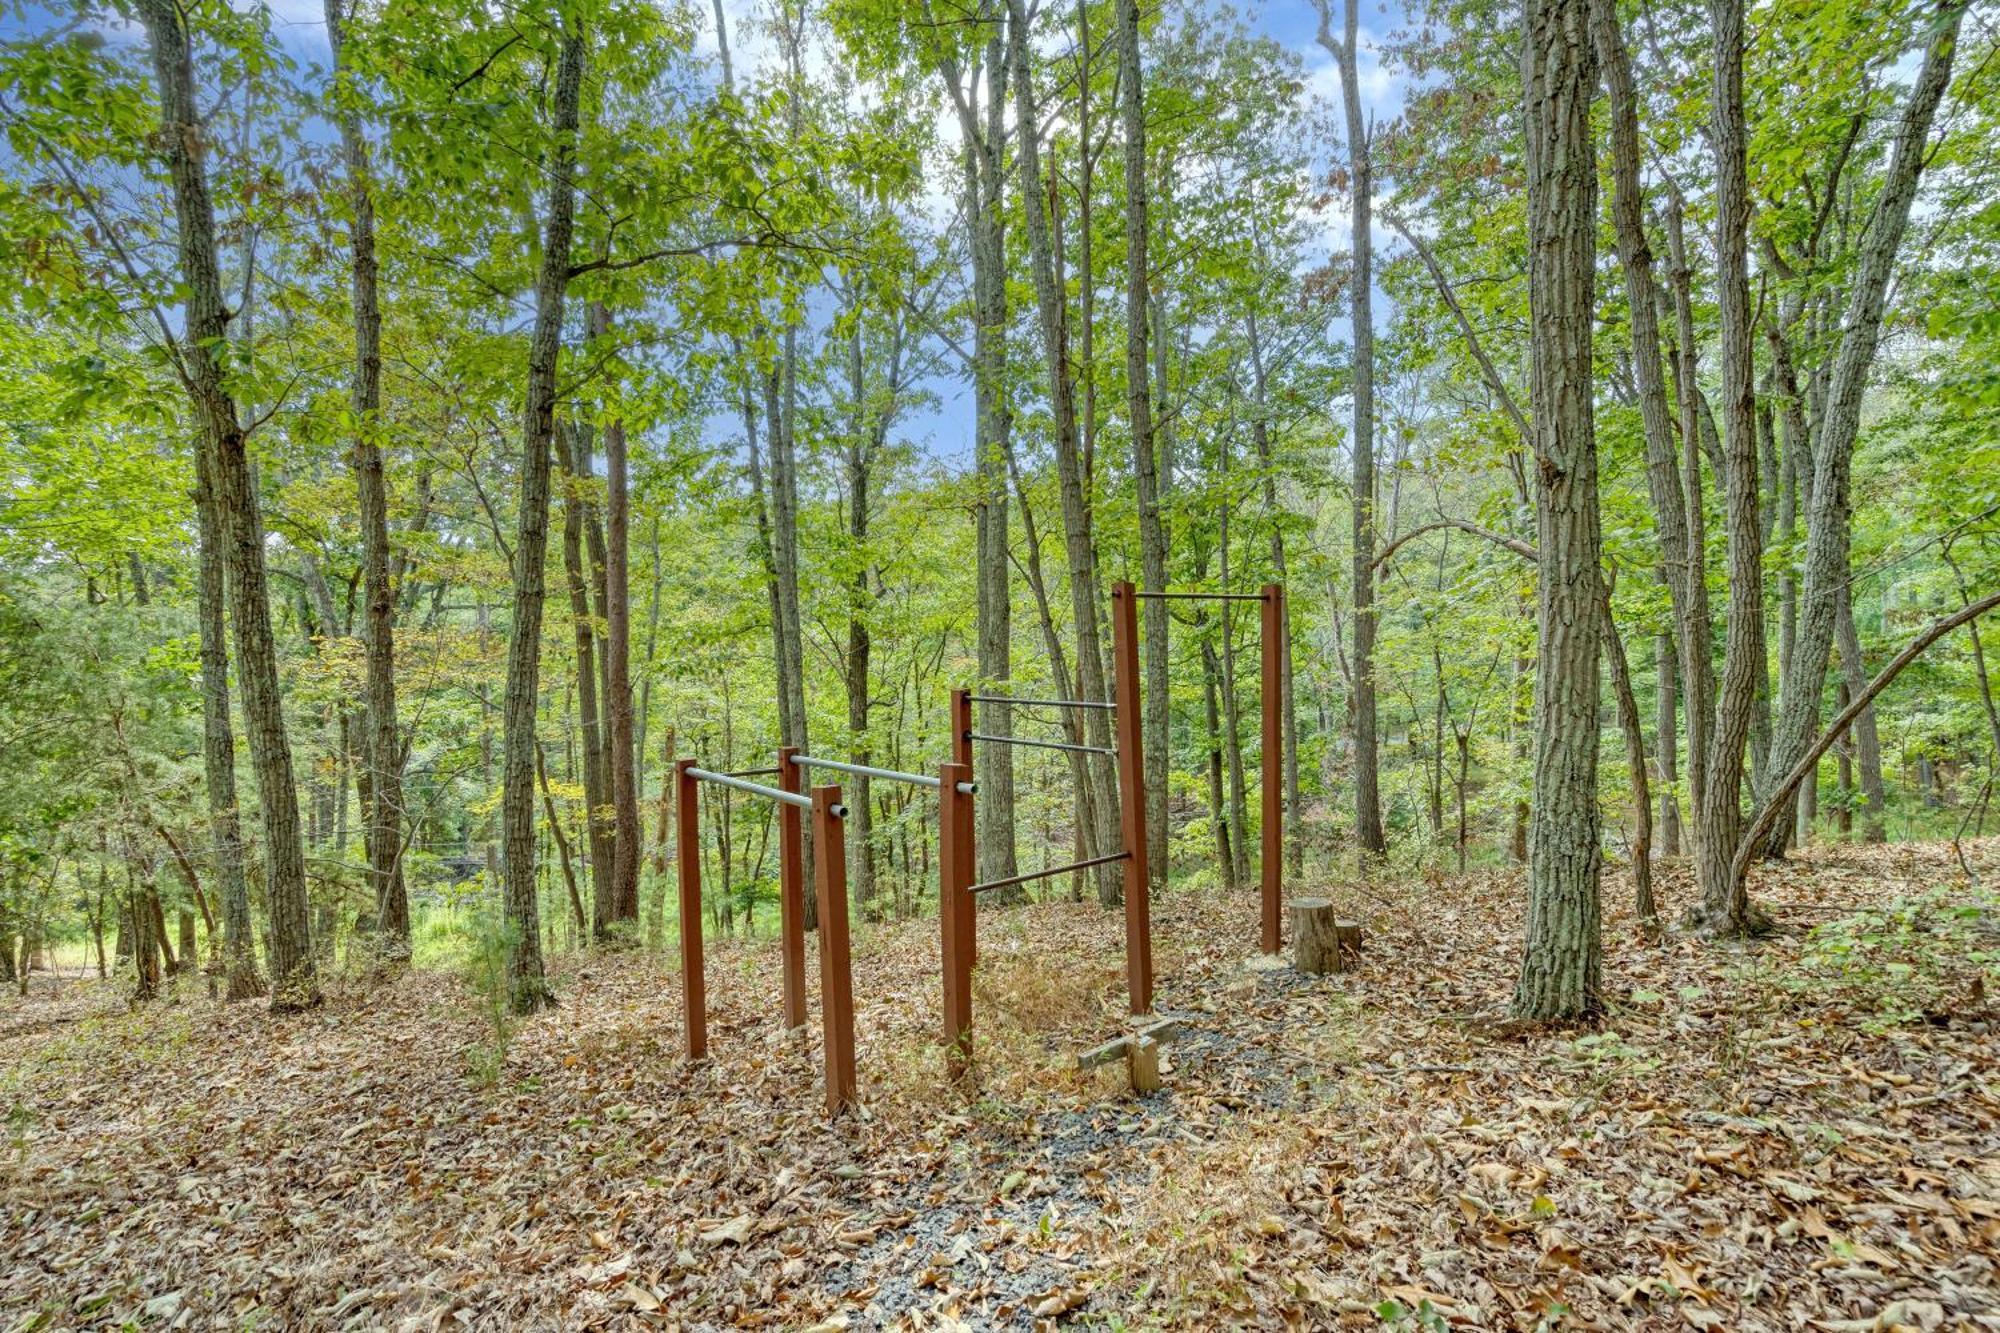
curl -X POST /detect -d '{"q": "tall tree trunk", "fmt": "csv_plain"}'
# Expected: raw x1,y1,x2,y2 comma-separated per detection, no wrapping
1512,0,1602,1020
1834,586,1887,841
1759,0,1967,854
592,304,642,927
555,422,611,933
1592,0,1714,865
325,0,408,960
766,342,814,912
140,0,316,1008
1007,0,1121,904
1315,0,1385,858
499,15,585,1014
192,438,262,999
1690,0,1769,935
845,319,877,914
1116,0,1171,897
1247,311,1303,876
1655,630,1682,856
941,20,1020,889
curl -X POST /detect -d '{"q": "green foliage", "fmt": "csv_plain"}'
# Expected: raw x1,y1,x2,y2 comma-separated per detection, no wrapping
1780,889,2000,1031
457,907,521,1088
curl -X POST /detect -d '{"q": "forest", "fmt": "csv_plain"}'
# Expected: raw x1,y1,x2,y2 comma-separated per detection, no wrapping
2,0,1997,1327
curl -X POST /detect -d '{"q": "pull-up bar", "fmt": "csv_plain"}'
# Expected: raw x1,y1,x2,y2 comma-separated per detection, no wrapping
1133,589,1271,602
789,753,975,794
969,849,1131,896
965,732,1116,758
964,693,1116,711
685,765,815,810
675,756,858,1116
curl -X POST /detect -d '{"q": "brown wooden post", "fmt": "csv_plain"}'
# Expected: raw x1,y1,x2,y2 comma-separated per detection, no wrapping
938,760,974,1079
674,758,707,1059
812,784,857,1115
1110,581,1153,1015
950,687,976,967
775,745,808,1029
1261,583,1284,954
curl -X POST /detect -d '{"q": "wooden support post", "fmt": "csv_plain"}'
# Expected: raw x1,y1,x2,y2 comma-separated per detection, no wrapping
1127,1033,1162,1095
812,784,857,1115
1110,582,1153,1015
775,746,808,1030
1291,897,1361,974
939,760,974,1079
1261,584,1284,954
674,758,706,1060
951,687,976,968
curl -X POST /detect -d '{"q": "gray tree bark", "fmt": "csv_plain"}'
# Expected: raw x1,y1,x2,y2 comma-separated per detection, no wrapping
499,15,586,1014
1512,0,1602,1020
140,0,317,1008
325,0,409,959
591,303,642,927
1759,0,1967,855
1314,0,1385,858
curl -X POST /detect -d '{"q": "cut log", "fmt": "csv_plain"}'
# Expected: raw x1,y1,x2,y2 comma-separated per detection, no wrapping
1292,898,1361,974
1127,1033,1161,1095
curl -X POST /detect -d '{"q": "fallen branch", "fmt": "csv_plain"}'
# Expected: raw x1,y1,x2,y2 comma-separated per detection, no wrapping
1732,589,2000,892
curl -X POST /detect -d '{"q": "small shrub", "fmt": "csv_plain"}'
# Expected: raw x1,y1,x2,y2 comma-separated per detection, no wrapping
458,910,520,1087
1781,889,1999,1030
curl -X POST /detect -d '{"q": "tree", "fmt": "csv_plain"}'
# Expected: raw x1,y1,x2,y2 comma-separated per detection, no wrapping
138,0,318,1009
499,12,587,1015
1511,0,1601,1021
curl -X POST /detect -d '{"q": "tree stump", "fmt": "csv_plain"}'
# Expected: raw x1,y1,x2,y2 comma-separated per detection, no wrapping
1293,898,1362,974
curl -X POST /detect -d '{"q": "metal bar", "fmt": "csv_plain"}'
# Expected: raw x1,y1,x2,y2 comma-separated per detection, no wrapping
722,766,781,779
968,849,1131,896
674,759,707,1060
776,747,807,1030
939,760,974,1081
686,766,813,810
952,690,976,971
812,784,858,1116
793,754,936,789
966,732,1115,758
1131,590,1270,602
1111,581,1154,1015
965,693,1116,711
1261,584,1284,955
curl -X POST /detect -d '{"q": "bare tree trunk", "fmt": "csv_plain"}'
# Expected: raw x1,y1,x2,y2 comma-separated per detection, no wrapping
1759,0,1968,854
1655,631,1682,856
591,304,642,928
1512,0,1602,1020
555,422,611,932
1246,313,1304,878
1315,0,1385,858
140,0,316,1008
1689,0,1769,936
1835,585,1887,842
325,0,409,960
499,16,585,1014
1007,0,1121,904
1116,0,1171,897
192,437,262,999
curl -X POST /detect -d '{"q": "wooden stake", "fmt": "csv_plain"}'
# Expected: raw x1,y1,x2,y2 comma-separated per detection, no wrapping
776,745,807,1030
1291,896,1361,974
812,784,857,1115
674,758,706,1059
1261,584,1284,954
1111,582,1153,1015
939,760,974,1079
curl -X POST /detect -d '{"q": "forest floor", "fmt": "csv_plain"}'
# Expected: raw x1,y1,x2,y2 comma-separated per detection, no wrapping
3,840,1998,1332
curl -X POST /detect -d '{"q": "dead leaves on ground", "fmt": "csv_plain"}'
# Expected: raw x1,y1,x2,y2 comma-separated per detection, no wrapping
2,839,1997,1330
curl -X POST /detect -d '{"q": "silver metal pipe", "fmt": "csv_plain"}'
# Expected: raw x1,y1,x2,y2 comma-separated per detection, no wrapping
686,766,813,810
965,694,1115,711
790,754,975,795
966,732,1116,758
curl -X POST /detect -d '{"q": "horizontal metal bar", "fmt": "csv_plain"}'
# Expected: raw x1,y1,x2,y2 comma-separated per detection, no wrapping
787,755,975,796
793,755,937,789
969,850,1131,896
966,694,1116,711
722,766,781,778
966,732,1116,758
686,767,812,810
1131,590,1271,602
